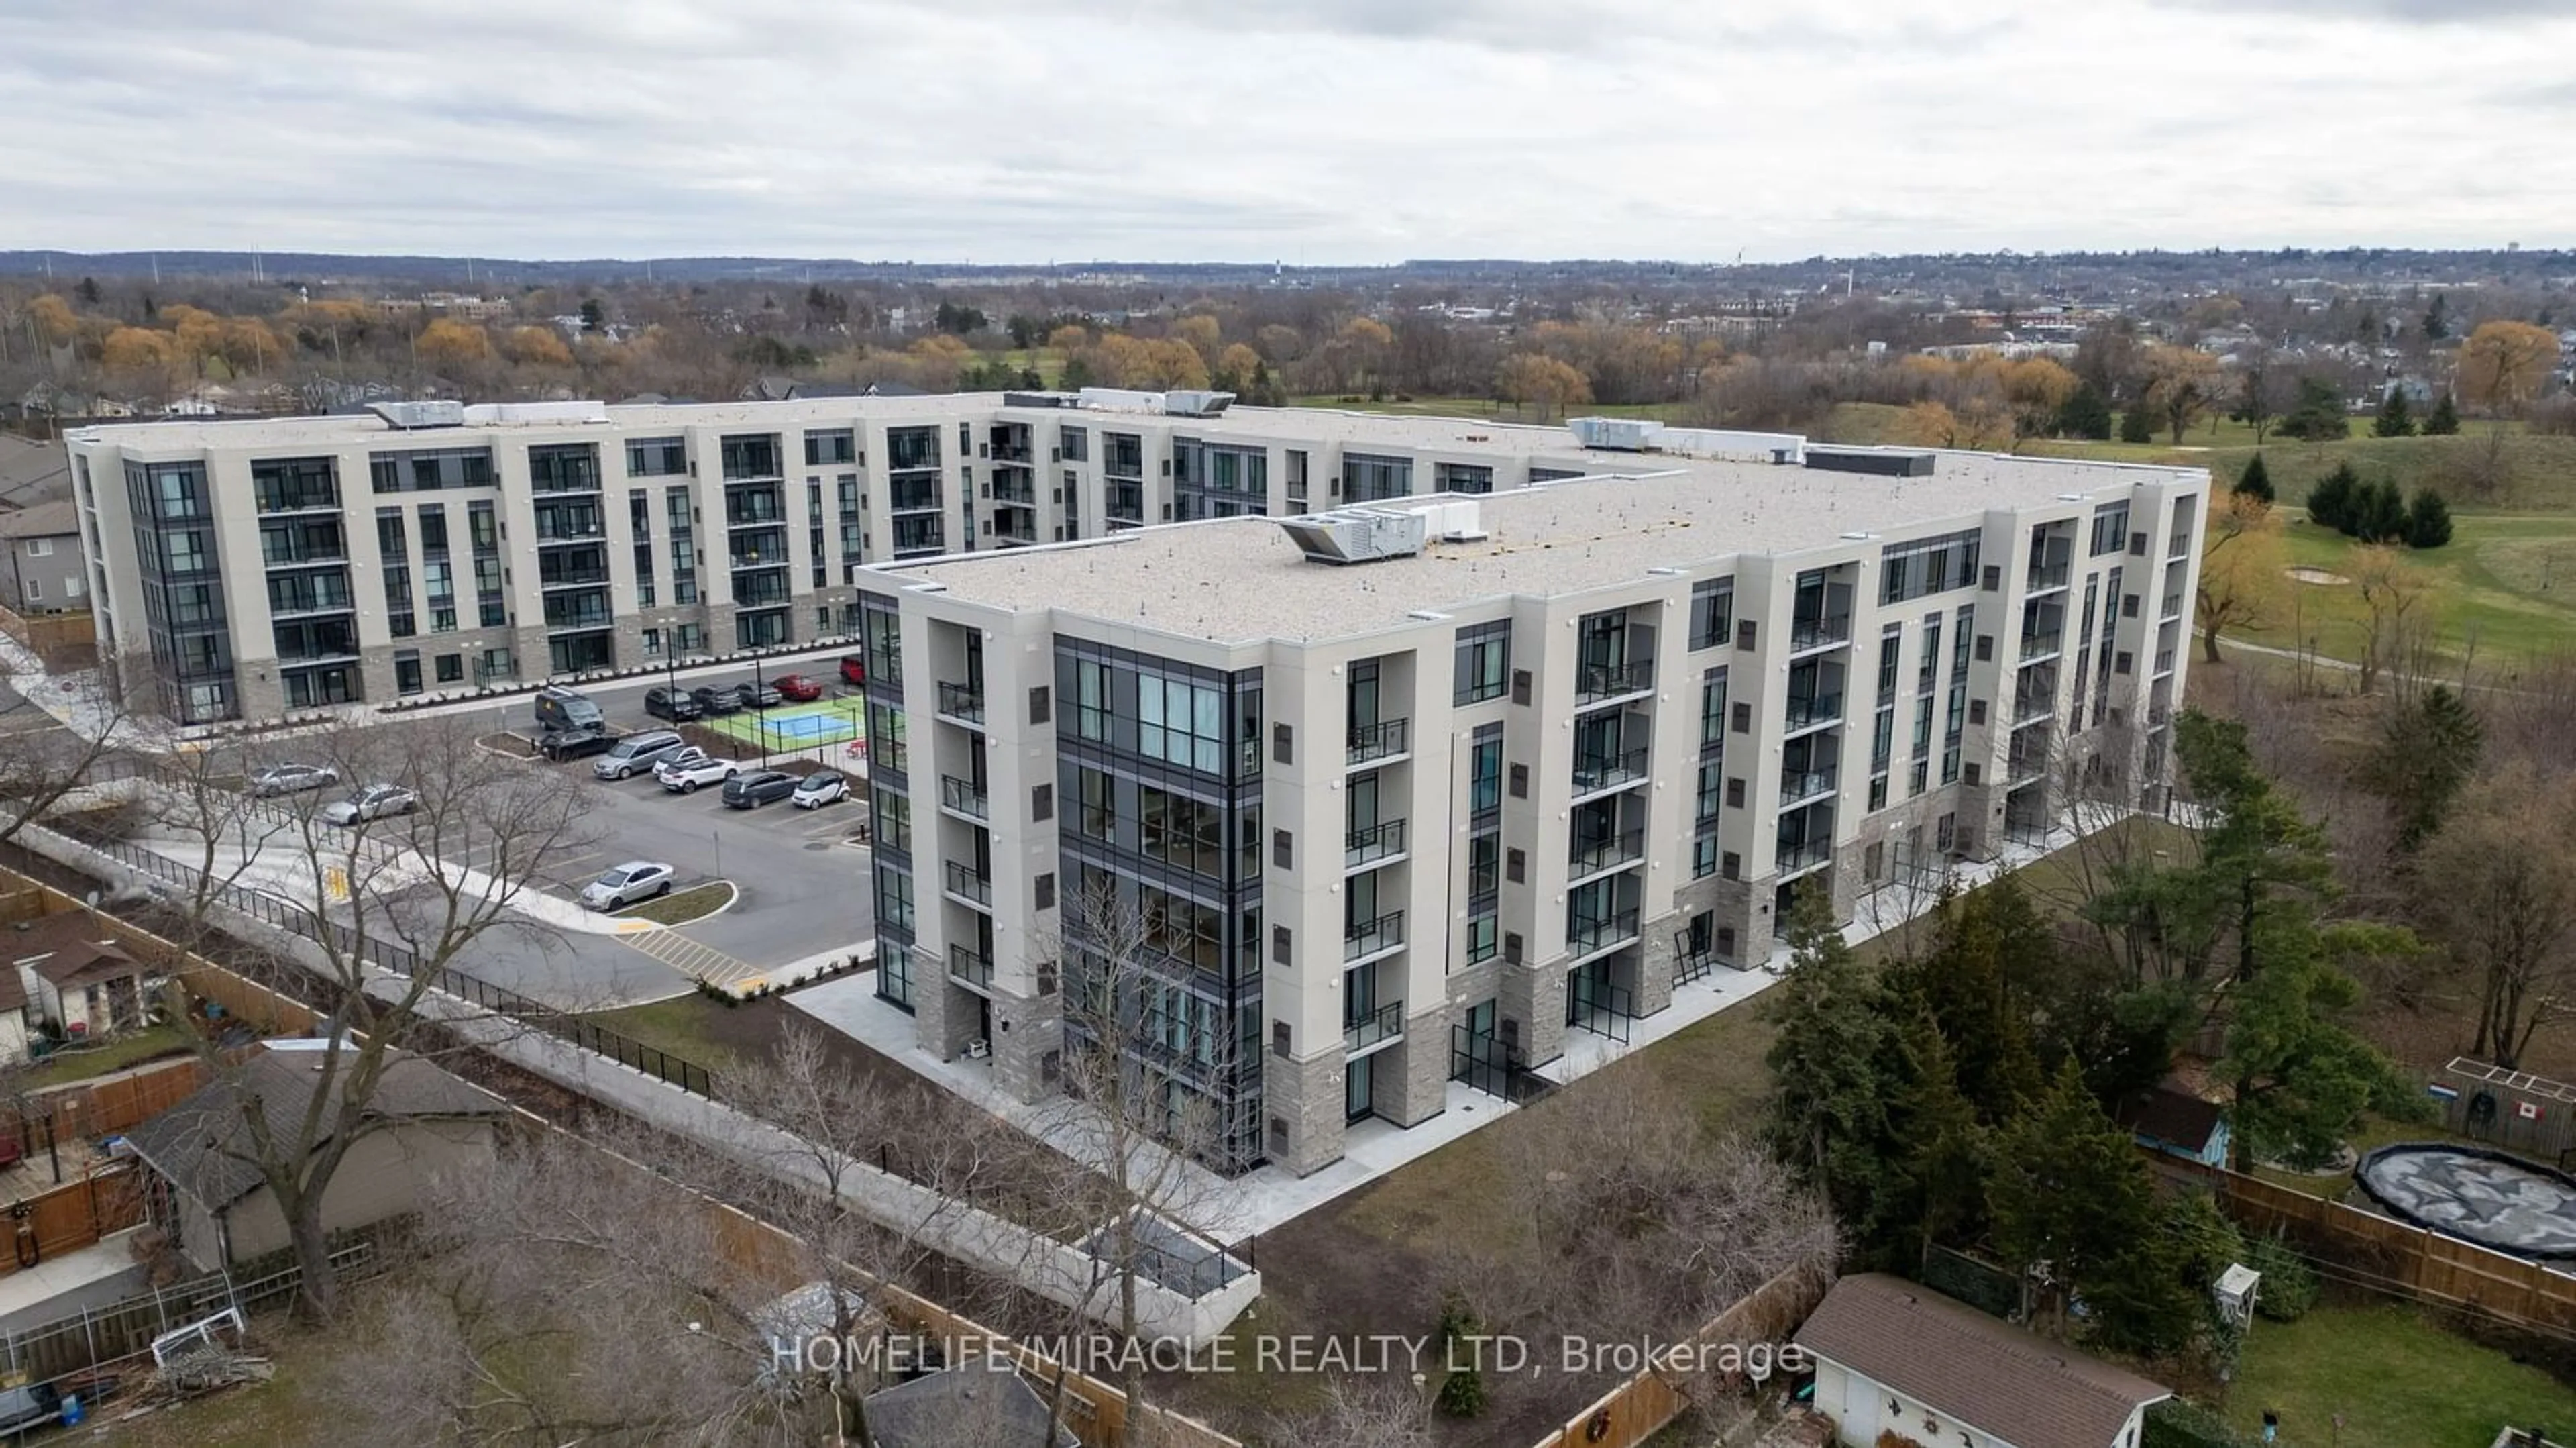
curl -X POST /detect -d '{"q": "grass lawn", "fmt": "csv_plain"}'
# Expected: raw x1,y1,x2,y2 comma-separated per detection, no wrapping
2034,429,2576,516
89,1318,323,1447
1289,393,1690,423
616,881,735,927
2222,1303,2576,1447
2236,511,2576,664
17,1021,194,1090
584,992,749,1070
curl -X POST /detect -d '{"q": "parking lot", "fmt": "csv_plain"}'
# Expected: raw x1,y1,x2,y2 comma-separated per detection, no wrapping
506,667,877,972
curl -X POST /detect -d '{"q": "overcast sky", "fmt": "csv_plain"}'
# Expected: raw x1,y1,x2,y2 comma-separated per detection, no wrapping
2,0,2569,264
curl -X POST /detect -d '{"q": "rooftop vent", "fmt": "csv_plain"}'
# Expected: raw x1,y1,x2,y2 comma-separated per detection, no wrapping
1803,446,1936,478
1277,508,1429,566
1568,416,1663,452
1162,390,1236,419
366,401,467,430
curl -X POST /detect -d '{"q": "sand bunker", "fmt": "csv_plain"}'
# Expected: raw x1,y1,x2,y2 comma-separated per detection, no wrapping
2285,566,2351,586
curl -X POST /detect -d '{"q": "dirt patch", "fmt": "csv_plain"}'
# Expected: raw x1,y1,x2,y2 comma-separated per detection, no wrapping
2286,566,2351,586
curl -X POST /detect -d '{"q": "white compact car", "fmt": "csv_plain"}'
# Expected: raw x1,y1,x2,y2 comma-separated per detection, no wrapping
791,770,849,809
581,861,674,911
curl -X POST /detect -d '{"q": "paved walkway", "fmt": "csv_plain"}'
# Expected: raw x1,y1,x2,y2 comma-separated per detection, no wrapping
0,1227,148,1336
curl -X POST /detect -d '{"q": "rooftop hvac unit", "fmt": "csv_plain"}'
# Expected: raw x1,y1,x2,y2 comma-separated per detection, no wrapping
1567,416,1664,452
366,400,467,430
1277,508,1430,565
1162,389,1238,418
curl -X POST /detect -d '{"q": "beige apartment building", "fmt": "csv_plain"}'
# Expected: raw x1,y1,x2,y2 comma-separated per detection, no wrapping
850,435,2205,1176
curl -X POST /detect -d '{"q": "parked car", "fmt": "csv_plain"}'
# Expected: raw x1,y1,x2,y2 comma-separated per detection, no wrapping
839,654,867,686
321,782,418,826
534,685,605,735
692,684,749,715
791,770,848,809
655,747,739,794
773,672,826,703
591,729,688,780
741,679,783,709
0,1381,62,1437
539,727,618,762
580,860,674,911
250,762,340,797
643,686,706,722
721,770,798,809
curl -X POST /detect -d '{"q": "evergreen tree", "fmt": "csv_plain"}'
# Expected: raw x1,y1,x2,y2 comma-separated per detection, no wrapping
2406,487,2453,549
2233,452,2274,506
2424,391,2463,435
1762,881,1892,1233
2423,293,2449,341
2277,376,2351,442
1872,1008,1990,1270
1888,887,2045,1126
2117,404,2155,444
2056,383,2114,441
2373,388,2416,438
2304,461,2360,530
1988,1064,2169,1341
2365,684,2482,849
1058,355,1095,391
2356,478,2410,542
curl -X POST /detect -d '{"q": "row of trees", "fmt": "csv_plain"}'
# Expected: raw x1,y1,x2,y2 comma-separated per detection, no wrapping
1766,713,2412,1362
2302,462,2453,549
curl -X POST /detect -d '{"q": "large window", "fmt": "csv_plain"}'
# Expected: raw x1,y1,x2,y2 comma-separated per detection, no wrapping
2090,503,2131,557
370,447,494,493
719,434,782,480
625,437,686,476
1344,453,1412,503
1881,529,1981,605
1073,659,1112,742
887,426,941,472
804,429,855,467
1689,578,1735,650
1139,672,1226,773
1140,786,1226,877
1434,461,1493,495
1454,621,1509,705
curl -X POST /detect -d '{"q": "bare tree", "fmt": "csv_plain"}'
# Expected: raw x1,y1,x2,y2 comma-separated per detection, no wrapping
1260,1372,1434,1448
155,713,596,1320
0,671,137,854
2416,766,2576,1069
2351,544,2430,696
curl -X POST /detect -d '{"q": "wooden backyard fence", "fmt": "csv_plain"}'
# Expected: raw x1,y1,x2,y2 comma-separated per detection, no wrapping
0,603,95,669
0,1166,146,1282
1525,1264,1833,1448
2212,1167,2576,1334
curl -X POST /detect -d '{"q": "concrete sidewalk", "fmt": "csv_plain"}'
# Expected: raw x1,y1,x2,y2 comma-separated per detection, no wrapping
0,1227,148,1337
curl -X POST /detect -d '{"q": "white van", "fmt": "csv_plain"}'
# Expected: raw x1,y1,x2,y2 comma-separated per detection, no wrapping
591,729,687,780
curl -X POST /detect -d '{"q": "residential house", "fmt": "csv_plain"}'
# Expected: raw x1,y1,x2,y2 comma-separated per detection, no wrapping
0,499,87,613
123,1047,509,1273
1796,1273,2170,1448
4,910,156,1049
863,1366,1077,1448
0,434,70,509
2113,1083,2230,1170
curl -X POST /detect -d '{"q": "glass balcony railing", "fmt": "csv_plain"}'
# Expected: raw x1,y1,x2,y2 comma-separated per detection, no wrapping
2018,631,2063,662
1789,614,1853,652
991,477,1036,505
2012,692,2055,725
1575,660,1654,703
1344,911,1405,961
1566,909,1640,958
1567,830,1645,877
1776,839,1831,875
948,945,994,990
2027,562,2070,592
1345,819,1408,868
938,776,988,819
1784,692,1843,731
1779,768,1839,808
1572,745,1650,794
1344,998,1405,1055
936,682,986,725
942,860,991,907
1347,717,1411,765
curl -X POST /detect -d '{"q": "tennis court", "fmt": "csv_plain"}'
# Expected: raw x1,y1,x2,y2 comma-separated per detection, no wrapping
706,700,863,749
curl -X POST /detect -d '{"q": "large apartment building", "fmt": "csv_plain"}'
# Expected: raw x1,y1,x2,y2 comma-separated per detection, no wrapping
58,390,1784,723
853,437,2206,1177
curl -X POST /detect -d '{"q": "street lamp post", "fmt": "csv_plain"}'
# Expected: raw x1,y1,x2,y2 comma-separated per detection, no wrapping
752,651,769,764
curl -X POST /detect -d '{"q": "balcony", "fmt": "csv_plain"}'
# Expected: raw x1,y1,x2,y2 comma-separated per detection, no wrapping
1674,946,1725,987
543,605,613,631
1776,839,1831,876
942,860,992,907
1566,909,1640,959
1567,829,1645,879
1789,614,1853,654
1345,819,1408,870
1784,692,1843,733
1344,999,1405,1056
534,520,606,544
938,775,988,820
1344,910,1405,962
991,477,1036,506
2027,561,2070,593
1779,768,1839,808
2012,691,2055,725
947,943,994,992
2018,631,2063,663
2161,592,2185,620
889,488,943,514
539,566,612,589
1571,745,1650,795
990,442,1033,464
2153,650,2176,676
1347,717,1411,766
1575,660,1654,705
936,682,986,725
2006,749,2049,785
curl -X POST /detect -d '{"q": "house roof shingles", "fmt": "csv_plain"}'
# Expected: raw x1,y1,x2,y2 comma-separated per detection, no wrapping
5,911,145,996
124,1049,508,1209
1795,1274,2169,1448
0,498,78,540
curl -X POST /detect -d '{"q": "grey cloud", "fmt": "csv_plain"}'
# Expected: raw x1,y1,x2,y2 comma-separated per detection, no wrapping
2155,0,2571,21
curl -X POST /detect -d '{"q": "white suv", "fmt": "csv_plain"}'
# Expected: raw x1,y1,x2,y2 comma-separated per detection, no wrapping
655,748,739,794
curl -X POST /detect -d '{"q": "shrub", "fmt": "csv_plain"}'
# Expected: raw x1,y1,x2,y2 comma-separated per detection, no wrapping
2406,488,2453,550
2233,452,2274,506
2143,1398,2254,1448
2243,1231,2319,1321
2118,405,2156,444
2424,391,2463,435
2306,461,2361,530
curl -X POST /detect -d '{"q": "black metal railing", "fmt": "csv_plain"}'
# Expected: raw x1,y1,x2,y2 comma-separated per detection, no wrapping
1566,909,1639,958
2027,561,2070,592
1575,660,1654,703
1784,692,1843,731
1568,980,1636,1044
1776,839,1831,874
1779,768,1838,807
2018,630,2063,660
1674,946,1723,987
1346,717,1410,765
1344,998,1405,1055
1344,910,1405,960
938,775,988,819
936,682,986,724
1567,830,1644,877
1789,614,1852,652
942,860,991,906
948,943,994,990
42,819,718,1098
1571,745,1650,794
1345,819,1408,868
